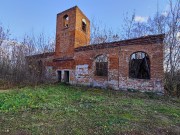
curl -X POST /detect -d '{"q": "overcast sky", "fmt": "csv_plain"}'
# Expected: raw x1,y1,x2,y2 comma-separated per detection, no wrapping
0,0,172,41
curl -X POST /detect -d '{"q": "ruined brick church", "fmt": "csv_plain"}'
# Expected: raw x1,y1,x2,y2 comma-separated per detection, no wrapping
27,6,164,92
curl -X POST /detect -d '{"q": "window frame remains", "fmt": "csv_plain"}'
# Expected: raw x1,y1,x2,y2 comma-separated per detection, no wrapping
95,55,108,76
129,51,150,79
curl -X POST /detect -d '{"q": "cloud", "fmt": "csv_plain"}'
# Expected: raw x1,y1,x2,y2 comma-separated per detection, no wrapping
161,11,168,17
134,16,148,23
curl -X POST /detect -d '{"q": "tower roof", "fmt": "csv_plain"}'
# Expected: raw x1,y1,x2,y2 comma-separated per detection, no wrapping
57,6,90,22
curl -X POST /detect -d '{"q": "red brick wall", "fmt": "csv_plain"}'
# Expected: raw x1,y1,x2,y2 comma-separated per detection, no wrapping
55,6,90,58
73,38,164,92
27,48,164,92
74,7,90,48
48,7,164,92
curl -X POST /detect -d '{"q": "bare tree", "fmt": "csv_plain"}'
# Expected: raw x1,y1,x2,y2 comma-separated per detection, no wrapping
0,23,11,86
121,12,136,39
0,23,10,46
121,0,180,96
0,28,55,87
90,19,120,44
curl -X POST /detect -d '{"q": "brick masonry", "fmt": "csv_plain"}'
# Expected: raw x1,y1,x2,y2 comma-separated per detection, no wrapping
73,39,164,92
27,6,165,93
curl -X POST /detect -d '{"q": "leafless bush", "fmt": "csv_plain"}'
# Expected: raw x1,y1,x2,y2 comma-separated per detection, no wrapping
90,19,120,44
121,0,180,96
0,28,55,87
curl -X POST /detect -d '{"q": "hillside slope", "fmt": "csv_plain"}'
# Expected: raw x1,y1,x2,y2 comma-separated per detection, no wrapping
0,84,180,135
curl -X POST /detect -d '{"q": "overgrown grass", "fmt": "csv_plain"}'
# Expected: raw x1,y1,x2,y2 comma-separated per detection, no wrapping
0,84,180,135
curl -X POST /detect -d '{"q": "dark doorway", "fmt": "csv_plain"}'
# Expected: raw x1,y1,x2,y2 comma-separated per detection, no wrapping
64,71,70,83
57,71,62,82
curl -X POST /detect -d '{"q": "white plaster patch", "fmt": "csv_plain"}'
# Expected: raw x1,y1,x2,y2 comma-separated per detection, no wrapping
93,80,108,88
75,64,88,79
45,66,53,77
46,66,52,72
108,80,119,90
108,80,118,85
141,81,150,87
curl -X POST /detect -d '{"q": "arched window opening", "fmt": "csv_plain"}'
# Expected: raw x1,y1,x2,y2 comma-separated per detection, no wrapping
63,15,69,28
129,52,150,79
82,19,86,32
95,55,108,76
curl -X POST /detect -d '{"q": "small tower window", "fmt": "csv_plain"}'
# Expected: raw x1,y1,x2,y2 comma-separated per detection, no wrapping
63,15,69,28
82,19,87,32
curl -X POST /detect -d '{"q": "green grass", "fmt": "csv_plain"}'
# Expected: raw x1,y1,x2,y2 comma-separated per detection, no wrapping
0,84,180,135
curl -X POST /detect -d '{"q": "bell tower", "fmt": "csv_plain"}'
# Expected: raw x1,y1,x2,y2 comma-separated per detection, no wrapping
55,6,90,58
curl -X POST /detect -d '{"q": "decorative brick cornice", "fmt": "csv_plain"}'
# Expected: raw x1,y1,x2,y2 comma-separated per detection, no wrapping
26,52,55,59
75,34,165,52
53,57,74,62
